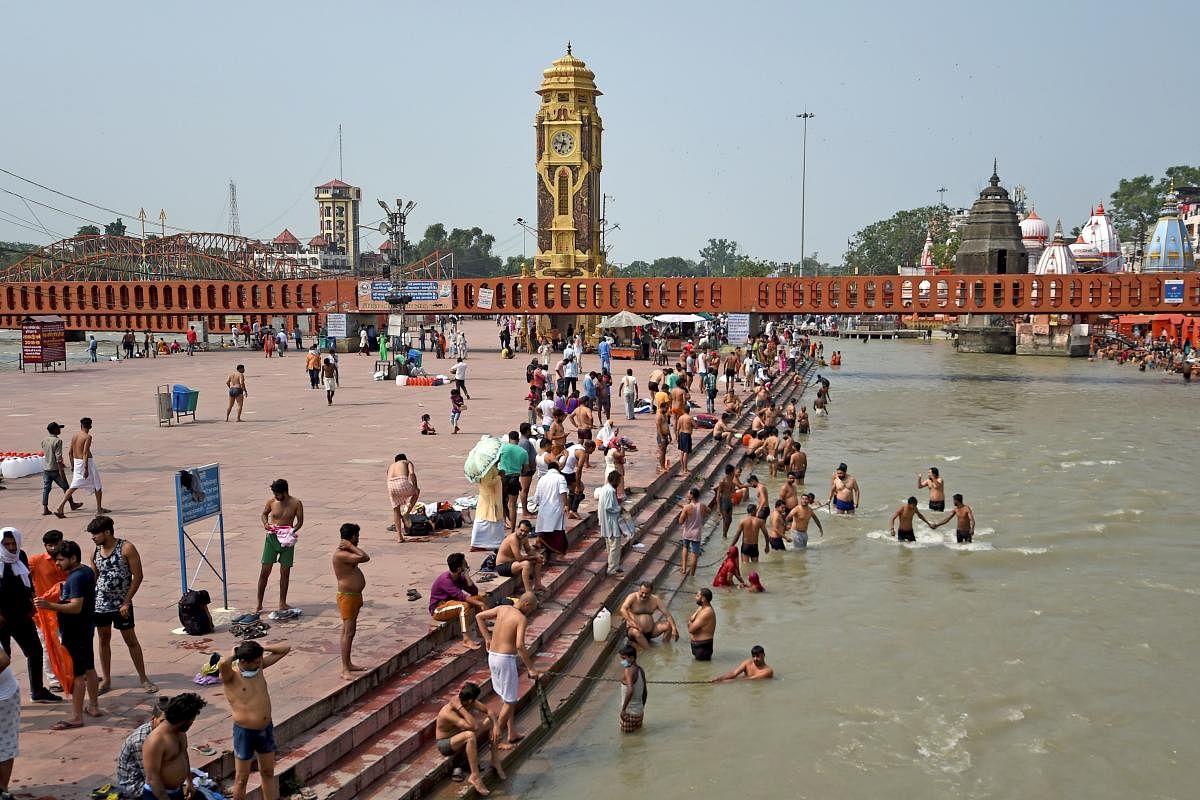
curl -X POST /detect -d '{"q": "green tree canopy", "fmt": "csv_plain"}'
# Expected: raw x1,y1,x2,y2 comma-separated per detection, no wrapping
76,225,101,236
411,222,504,277
0,241,37,270
844,205,952,275
103,218,126,237
698,238,741,276
1109,165,1200,245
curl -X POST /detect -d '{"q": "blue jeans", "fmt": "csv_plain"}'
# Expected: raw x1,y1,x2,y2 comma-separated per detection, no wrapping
42,469,67,507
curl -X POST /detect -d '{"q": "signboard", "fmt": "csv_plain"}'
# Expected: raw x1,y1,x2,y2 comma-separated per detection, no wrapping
1164,279,1184,304
176,463,222,525
726,313,750,345
477,287,494,310
356,280,453,312
388,313,406,336
326,313,348,337
21,317,66,365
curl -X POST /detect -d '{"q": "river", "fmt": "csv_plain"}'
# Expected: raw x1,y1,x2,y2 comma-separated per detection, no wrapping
510,338,1197,800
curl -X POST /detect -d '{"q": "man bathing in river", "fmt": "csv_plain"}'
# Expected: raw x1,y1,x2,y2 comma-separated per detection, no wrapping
787,492,824,549
435,681,504,796
734,505,766,563
711,464,737,538
828,462,860,514
889,497,937,543
713,645,773,681
332,523,369,680
931,493,976,543
619,582,678,648
475,593,539,754
918,467,946,511
688,588,716,661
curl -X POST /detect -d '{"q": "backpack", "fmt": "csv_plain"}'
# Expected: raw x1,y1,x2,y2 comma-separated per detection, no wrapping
436,509,464,529
409,513,434,536
178,589,214,636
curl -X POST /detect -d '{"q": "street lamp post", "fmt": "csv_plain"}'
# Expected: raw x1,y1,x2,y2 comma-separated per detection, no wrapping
378,197,417,350
796,110,815,276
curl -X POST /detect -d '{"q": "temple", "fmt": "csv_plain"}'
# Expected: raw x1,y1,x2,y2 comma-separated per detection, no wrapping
1020,209,1050,268
1034,221,1078,275
1070,202,1122,272
1142,185,1195,271
954,163,1029,275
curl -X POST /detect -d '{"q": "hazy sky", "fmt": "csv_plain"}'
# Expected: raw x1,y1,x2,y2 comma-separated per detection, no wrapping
2,1,1196,267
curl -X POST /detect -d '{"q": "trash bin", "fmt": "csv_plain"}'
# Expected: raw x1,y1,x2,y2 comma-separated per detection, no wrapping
171,384,199,423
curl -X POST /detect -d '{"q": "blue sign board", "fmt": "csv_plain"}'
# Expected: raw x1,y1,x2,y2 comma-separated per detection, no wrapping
369,280,441,302
176,463,222,525
1164,279,1184,304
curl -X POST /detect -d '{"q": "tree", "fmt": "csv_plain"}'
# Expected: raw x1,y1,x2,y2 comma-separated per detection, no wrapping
411,222,504,277
1109,165,1200,245
76,225,101,237
0,241,37,270
844,206,952,275
698,238,741,276
104,218,126,237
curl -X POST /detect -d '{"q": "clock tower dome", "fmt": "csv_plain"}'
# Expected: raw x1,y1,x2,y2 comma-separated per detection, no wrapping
534,45,604,281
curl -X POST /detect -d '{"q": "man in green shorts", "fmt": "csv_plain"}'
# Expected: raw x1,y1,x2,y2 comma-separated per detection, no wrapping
254,479,304,621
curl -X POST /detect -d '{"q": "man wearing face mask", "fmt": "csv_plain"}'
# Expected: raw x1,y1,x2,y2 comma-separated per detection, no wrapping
219,640,291,800
617,644,647,733
141,693,206,800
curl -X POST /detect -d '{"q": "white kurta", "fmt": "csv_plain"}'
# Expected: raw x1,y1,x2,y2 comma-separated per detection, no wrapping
534,470,568,532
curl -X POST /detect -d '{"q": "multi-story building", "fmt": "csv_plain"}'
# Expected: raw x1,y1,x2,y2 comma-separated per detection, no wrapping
315,179,362,269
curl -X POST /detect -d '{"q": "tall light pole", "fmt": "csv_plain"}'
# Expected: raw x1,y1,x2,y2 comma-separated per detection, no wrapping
796,110,815,276
378,197,417,349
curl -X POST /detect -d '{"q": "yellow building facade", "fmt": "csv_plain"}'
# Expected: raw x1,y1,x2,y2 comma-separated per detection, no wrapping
533,47,606,344
315,179,362,268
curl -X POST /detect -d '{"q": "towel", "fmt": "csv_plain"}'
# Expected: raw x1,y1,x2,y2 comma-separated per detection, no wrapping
487,651,520,704
0,528,30,588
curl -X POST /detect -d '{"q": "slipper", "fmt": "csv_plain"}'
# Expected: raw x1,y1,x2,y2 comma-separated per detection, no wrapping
51,720,84,730
298,789,318,800
232,613,260,625
451,768,466,783
192,744,217,757
53,511,66,519
406,589,421,601
142,680,159,694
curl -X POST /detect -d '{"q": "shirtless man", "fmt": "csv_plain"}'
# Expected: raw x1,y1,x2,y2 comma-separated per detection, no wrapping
766,500,788,553
434,682,504,796
495,521,544,595
797,404,810,434
787,444,808,483
332,523,369,680
221,640,291,800
918,467,946,512
647,367,665,396
780,472,799,510
890,497,936,543
930,493,976,543
722,351,740,392
386,454,419,542
787,492,824,549
570,398,594,445
812,393,828,416
225,364,248,422
256,479,304,619
713,645,774,681
828,463,860,514
619,582,678,648
735,506,766,564
669,382,687,422
655,403,672,472
475,593,540,752
142,693,206,800
676,408,694,473
746,475,769,522
722,390,743,415
547,409,568,457
710,464,736,538
764,431,780,477
713,412,736,447
56,417,109,517
687,588,716,662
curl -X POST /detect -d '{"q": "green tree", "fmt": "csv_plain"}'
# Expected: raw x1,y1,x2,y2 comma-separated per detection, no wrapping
698,238,741,276
76,225,101,236
844,206,952,275
0,241,37,270
622,260,651,276
104,218,126,237
732,257,772,277
1109,166,1200,245
412,222,503,277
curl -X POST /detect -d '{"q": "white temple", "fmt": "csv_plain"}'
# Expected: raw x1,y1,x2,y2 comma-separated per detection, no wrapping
1020,209,1050,268
1034,221,1078,275
1070,202,1123,272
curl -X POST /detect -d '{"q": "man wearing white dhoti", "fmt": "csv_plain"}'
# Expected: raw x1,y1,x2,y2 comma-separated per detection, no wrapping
55,418,109,518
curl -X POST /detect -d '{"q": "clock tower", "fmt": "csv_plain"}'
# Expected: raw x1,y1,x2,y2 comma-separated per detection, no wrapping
534,45,604,282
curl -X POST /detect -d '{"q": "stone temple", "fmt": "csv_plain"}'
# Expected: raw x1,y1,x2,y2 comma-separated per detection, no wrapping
955,162,1029,275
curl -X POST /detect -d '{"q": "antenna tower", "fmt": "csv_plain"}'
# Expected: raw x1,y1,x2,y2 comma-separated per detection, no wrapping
227,179,241,237
338,124,344,180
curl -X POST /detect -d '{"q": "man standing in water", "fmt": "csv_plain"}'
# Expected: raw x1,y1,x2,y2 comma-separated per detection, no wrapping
734,505,766,564
618,643,647,734
786,492,824,549
142,693,206,800
55,418,109,518
677,487,704,578
889,497,937,543
221,640,290,800
619,582,678,648
226,365,248,422
828,462,860,514
256,479,303,620
931,494,976,543
332,523,369,680
711,464,737,538
688,588,716,662
918,467,946,512
475,593,539,753
713,645,774,681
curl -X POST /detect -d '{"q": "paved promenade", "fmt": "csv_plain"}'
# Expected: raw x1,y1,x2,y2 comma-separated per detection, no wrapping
0,319,669,799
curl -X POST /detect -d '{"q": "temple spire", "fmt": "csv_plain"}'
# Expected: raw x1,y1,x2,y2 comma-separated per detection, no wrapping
567,40,572,55
990,158,1000,186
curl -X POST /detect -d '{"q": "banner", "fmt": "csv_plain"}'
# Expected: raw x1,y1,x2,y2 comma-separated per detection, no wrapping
477,288,494,310
726,313,750,345
326,313,348,337
356,280,453,312
21,318,66,365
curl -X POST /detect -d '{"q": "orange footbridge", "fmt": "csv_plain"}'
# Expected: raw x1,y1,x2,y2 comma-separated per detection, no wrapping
1,234,1198,332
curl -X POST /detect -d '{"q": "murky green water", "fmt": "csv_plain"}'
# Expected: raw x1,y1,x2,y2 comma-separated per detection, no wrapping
512,339,1199,800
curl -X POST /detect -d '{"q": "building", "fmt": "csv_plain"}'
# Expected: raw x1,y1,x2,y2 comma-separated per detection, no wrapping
1034,221,1078,275
954,164,1029,275
252,229,353,276
315,179,362,270
1070,202,1123,272
532,45,606,343
1020,209,1049,268
1142,185,1194,271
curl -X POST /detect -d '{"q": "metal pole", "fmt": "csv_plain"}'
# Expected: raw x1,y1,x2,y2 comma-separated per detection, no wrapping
796,111,815,276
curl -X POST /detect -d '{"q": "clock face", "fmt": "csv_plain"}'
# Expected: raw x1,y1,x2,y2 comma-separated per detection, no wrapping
551,131,575,156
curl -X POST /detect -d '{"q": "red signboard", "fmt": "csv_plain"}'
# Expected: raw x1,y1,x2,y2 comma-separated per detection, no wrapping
22,317,67,365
